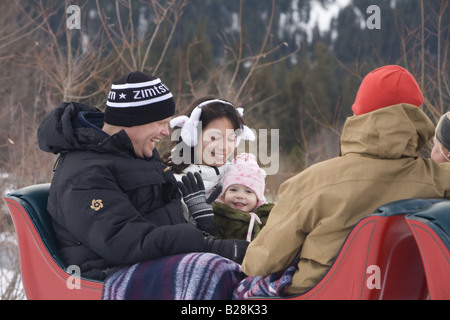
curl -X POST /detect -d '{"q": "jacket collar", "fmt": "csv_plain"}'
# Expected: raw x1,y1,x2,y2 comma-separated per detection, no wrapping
340,104,434,159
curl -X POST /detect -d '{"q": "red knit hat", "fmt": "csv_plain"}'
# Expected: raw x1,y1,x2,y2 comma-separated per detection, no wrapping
352,65,423,115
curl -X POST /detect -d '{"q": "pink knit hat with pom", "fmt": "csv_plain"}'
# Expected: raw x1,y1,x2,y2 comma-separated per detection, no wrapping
218,153,267,207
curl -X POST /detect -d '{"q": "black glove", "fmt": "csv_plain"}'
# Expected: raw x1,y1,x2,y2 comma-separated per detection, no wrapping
177,172,219,236
205,236,249,264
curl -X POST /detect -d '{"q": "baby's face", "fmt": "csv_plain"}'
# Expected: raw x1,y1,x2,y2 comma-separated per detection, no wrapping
223,184,258,213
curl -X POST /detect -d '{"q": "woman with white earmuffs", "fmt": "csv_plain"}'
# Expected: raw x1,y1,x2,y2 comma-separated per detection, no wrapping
163,96,255,235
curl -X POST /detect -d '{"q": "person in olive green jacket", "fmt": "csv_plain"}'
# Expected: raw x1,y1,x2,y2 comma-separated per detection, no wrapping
214,153,274,242
241,65,450,295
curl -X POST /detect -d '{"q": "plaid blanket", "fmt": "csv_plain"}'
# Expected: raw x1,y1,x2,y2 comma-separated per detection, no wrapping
233,260,298,299
102,253,245,300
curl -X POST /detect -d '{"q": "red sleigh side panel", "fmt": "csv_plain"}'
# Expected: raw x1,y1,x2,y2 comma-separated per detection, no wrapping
4,184,103,300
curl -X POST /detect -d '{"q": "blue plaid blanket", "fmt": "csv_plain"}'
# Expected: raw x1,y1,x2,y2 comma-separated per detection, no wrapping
102,252,297,300
102,253,245,300
233,261,298,299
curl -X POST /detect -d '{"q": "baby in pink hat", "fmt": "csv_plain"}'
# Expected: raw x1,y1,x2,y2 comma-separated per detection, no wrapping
213,153,274,241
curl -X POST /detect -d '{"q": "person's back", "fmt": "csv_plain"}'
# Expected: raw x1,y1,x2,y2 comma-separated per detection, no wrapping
242,65,450,294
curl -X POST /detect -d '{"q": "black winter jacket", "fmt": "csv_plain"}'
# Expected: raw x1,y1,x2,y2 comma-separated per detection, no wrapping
37,102,207,280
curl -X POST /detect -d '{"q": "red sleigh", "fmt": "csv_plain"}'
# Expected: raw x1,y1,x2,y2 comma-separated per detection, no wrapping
405,201,450,300
4,184,450,300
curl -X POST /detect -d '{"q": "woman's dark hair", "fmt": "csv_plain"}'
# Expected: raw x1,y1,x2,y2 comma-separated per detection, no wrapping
162,96,245,173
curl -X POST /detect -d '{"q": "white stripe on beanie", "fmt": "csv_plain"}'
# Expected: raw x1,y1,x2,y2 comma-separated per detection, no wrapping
107,76,172,108
110,78,163,90
106,92,173,108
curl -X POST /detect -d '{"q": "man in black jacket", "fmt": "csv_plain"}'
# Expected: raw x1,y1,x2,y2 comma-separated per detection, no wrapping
37,71,248,280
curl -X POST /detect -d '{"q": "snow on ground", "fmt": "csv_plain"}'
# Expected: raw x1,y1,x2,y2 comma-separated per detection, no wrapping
0,232,24,299
1,173,23,299
0,268,25,300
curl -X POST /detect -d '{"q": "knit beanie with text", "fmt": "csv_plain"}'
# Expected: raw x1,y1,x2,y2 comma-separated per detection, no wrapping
105,71,175,127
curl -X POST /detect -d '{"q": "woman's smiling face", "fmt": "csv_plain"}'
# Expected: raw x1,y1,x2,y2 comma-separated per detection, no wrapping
196,117,236,167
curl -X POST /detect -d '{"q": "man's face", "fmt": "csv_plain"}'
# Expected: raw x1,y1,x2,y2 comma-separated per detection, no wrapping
124,117,171,158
